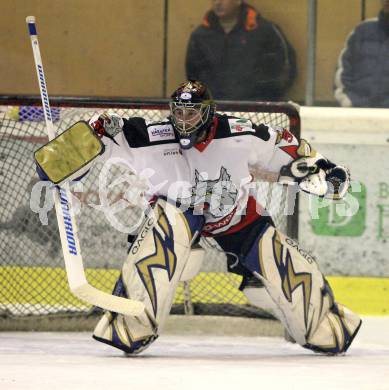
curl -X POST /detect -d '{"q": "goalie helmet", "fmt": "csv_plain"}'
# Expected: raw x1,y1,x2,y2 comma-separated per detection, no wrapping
169,80,216,149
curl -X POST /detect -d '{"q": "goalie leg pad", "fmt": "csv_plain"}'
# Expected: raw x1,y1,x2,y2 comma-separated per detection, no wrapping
93,274,159,354
241,223,361,354
304,300,362,354
243,284,284,320
93,198,205,354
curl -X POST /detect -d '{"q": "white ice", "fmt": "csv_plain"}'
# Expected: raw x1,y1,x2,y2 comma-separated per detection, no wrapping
0,316,388,390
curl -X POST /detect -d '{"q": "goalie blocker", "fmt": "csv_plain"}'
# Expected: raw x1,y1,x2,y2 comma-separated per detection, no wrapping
93,198,361,355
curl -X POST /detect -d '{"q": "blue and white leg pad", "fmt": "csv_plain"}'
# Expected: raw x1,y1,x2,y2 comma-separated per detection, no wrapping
93,198,204,354
93,275,159,354
242,223,361,354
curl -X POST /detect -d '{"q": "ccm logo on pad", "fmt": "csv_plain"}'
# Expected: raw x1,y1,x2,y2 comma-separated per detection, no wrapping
148,125,175,142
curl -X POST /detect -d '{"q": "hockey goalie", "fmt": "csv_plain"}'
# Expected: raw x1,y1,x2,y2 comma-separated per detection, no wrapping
35,80,361,355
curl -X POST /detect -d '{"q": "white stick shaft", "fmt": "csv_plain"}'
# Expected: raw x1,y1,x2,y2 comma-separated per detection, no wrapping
26,15,87,288
26,16,56,140
25,16,144,316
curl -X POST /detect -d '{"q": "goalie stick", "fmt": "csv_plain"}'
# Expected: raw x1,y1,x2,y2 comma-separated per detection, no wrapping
26,16,145,316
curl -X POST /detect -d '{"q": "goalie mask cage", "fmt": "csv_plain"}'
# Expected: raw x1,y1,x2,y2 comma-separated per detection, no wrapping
0,96,300,323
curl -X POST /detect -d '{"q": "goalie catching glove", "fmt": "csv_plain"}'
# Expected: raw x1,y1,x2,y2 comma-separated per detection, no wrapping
278,139,350,200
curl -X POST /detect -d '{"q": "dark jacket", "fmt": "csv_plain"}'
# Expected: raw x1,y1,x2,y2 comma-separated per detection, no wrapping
334,11,389,108
185,3,296,101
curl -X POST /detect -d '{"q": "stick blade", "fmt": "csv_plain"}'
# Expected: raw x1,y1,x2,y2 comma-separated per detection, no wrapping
73,284,145,316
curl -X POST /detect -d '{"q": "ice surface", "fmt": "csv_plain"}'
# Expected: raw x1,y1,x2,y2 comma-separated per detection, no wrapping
0,316,388,390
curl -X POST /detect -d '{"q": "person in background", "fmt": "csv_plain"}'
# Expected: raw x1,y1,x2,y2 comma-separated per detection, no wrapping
186,0,296,101
334,0,389,108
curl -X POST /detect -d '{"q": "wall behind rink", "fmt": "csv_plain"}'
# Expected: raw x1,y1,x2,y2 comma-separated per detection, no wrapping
0,0,384,102
2,0,165,97
299,107,389,277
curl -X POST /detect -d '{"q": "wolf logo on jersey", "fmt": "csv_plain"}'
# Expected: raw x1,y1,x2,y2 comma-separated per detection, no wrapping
180,166,238,218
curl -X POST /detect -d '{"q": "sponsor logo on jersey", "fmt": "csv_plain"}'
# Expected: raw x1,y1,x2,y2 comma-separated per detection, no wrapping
163,148,182,157
148,125,175,142
203,207,237,232
229,118,255,134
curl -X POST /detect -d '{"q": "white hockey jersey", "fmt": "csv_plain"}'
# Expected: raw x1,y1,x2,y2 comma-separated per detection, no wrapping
98,114,298,236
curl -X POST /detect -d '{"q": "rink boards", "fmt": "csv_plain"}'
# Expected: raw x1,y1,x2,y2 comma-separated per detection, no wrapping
0,266,388,316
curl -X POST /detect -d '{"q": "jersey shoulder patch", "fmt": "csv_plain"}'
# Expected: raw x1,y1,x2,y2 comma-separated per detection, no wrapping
274,126,295,145
214,114,271,141
228,118,255,134
273,126,299,159
123,117,178,148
